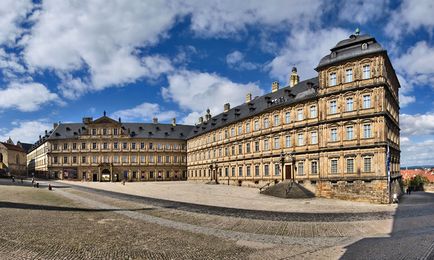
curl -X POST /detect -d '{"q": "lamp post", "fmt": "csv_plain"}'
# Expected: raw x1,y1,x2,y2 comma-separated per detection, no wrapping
213,161,219,184
280,151,286,182
209,163,213,182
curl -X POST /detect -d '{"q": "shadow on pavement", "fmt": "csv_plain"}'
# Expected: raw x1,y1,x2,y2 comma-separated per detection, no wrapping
341,192,434,259
0,201,153,213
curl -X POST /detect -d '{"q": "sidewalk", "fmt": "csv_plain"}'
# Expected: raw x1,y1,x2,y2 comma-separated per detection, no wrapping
58,180,395,213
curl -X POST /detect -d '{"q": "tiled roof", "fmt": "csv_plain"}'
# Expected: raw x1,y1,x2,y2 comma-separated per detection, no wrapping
0,142,26,152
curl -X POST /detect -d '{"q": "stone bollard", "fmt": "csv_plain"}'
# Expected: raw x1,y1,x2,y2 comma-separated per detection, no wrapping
48,184,52,191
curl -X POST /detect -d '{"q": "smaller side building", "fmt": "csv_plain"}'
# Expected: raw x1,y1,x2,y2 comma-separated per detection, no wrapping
0,138,27,176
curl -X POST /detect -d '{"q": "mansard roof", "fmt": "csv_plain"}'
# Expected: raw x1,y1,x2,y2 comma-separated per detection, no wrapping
316,34,385,70
187,77,319,139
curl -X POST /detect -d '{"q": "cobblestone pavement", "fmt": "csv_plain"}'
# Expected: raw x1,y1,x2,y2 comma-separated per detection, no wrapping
1,179,434,259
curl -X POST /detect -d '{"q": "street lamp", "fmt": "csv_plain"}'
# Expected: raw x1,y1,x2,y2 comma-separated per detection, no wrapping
213,161,219,184
280,151,286,182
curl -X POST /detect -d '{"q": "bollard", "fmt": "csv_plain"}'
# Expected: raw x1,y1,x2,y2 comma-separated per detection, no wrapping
48,184,52,191
36,183,39,188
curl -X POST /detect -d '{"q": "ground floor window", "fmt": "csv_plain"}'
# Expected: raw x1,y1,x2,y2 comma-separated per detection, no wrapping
297,162,304,175
364,157,372,172
274,164,280,176
346,158,354,173
255,165,260,176
331,159,338,174
311,161,318,175
150,171,154,179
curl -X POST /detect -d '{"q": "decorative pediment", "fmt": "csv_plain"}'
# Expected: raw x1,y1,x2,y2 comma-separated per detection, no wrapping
91,116,121,125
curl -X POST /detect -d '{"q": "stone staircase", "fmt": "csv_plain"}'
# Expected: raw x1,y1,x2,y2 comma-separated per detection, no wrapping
260,180,315,199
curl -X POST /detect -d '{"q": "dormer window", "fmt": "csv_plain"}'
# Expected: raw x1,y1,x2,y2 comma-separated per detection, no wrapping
331,51,337,58
361,43,368,50
345,69,353,83
329,72,337,86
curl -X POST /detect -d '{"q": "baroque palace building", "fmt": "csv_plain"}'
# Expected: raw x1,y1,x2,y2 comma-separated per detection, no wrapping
27,32,401,203
186,33,401,203
27,115,192,182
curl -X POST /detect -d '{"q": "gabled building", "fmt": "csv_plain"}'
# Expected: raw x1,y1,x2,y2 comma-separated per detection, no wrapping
0,138,27,176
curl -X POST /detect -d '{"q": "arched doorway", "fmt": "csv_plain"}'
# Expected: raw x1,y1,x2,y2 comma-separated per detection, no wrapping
101,169,111,182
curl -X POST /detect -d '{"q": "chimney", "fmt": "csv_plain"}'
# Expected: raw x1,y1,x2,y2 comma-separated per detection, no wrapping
205,108,211,121
53,122,58,129
198,116,203,124
172,118,176,126
224,103,230,112
272,81,279,92
82,117,93,124
289,67,300,87
45,130,48,136
152,117,158,124
118,117,121,123
246,93,252,103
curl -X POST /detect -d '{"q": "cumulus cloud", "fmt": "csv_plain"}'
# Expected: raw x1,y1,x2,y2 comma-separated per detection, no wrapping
401,138,434,167
0,120,52,144
338,0,390,24
0,82,62,112
386,0,434,39
400,113,434,136
226,51,259,70
267,27,350,83
0,0,33,45
111,103,178,123
162,70,264,124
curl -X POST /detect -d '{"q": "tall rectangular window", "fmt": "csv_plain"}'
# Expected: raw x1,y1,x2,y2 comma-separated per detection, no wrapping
231,167,235,177
255,165,260,176
297,133,304,146
81,156,86,164
255,141,260,152
81,143,86,150
363,95,371,109
330,128,338,142
297,162,304,175
274,115,280,126
297,108,303,121
113,142,118,149
363,65,371,79
363,124,372,138
63,156,68,164
364,157,372,172
238,125,242,135
274,137,280,149
346,97,354,111
345,68,353,82
329,72,337,86
346,126,354,140
310,106,317,118
254,120,259,131
311,132,318,144
264,139,269,150
246,122,250,133
131,143,136,150
274,164,280,176
246,166,251,176
285,112,291,124
285,135,291,147
72,143,77,150
225,168,229,177
238,166,243,177
331,159,338,174
264,118,269,128
346,158,354,173
311,161,318,175
264,164,269,176
246,143,251,153
113,128,118,135
231,128,235,136
330,100,337,114
238,144,242,154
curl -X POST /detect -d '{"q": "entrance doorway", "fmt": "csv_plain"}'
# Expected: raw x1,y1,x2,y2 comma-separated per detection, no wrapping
285,165,292,180
101,169,110,182
92,173,98,182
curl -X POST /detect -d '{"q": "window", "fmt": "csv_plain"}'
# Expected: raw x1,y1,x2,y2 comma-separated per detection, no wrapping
297,162,304,175
274,164,280,176
157,156,162,163
238,125,242,135
329,72,337,86
264,164,269,176
103,128,107,135
131,143,136,150
274,115,280,126
311,161,318,175
140,142,145,149
346,158,354,173
53,156,58,164
311,132,317,144
246,166,251,176
149,155,154,163
63,143,68,150
363,124,372,138
113,128,118,135
363,65,371,79
238,144,242,154
264,139,269,150
149,143,153,149
310,106,317,118
231,128,235,137
363,95,371,109
246,143,251,153
254,141,260,152
113,142,118,149
331,159,338,174
63,156,68,164
225,168,229,177
364,157,372,172
103,143,108,150
345,68,353,82
285,135,291,147
225,147,228,156
238,166,243,177
225,130,229,139
81,143,86,150
72,143,77,150
285,112,291,123
344,98,353,112
122,142,127,149
246,122,250,133
255,165,260,176
231,167,235,177
330,128,338,142
92,143,97,150
92,129,97,135
53,144,58,150
346,126,354,140
103,156,109,163
274,137,280,149
157,143,162,150
330,100,337,114
297,108,303,121
122,156,128,163
264,118,269,128
254,120,259,131
92,156,97,163
231,146,235,155
297,133,304,146
113,156,119,163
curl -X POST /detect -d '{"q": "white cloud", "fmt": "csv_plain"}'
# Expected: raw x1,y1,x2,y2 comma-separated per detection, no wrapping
0,82,62,112
267,27,350,83
24,0,178,96
226,51,259,70
396,74,415,107
111,102,178,123
386,0,434,39
0,120,52,144
0,0,33,45
162,70,264,124
400,113,434,136
401,138,434,167
338,0,390,24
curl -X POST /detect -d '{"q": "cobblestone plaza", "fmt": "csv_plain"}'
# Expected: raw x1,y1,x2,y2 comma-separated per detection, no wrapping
1,179,433,259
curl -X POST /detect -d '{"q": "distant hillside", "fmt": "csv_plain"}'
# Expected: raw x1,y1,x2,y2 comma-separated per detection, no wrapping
401,165,434,170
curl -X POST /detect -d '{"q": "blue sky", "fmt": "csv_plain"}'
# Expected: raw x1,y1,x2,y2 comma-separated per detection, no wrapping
0,0,433,166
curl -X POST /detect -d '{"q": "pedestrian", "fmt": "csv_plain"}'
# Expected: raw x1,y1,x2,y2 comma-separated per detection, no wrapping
31,177,35,185
20,178,23,184
122,179,125,185
11,176,15,182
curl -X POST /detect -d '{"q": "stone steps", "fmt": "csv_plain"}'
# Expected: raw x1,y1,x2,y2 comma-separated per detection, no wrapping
260,181,315,199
